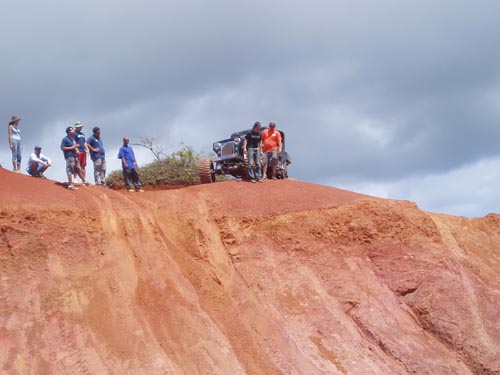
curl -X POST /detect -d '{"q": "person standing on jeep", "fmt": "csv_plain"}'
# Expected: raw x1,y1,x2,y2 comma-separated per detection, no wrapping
261,122,282,180
243,121,263,183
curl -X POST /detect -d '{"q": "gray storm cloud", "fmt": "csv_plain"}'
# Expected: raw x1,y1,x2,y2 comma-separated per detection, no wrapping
2,0,500,216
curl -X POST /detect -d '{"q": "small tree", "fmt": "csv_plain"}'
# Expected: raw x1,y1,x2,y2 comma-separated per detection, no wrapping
131,137,168,162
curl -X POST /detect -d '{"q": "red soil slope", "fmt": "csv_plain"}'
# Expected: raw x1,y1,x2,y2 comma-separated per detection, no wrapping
1,168,499,375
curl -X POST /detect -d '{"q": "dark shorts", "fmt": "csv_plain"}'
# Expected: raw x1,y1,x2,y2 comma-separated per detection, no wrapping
263,149,278,167
66,157,81,176
77,151,87,168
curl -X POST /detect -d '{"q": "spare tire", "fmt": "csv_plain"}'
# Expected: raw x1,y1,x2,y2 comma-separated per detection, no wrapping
199,158,215,184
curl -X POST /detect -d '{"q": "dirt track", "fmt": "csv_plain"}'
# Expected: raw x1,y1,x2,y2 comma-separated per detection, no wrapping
1,168,499,374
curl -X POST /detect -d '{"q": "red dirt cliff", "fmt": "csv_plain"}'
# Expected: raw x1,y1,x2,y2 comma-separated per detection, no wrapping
1,168,499,374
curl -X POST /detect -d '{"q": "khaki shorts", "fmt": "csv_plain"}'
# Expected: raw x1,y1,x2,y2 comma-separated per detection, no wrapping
263,149,278,167
66,157,81,176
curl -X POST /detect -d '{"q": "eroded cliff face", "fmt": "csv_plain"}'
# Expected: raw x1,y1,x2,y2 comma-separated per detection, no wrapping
1,169,499,375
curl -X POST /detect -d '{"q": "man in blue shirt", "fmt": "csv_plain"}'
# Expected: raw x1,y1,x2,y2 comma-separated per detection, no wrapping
87,127,106,186
118,136,144,192
60,126,86,190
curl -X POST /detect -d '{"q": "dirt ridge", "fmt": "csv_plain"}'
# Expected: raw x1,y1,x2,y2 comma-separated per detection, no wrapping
1,168,499,374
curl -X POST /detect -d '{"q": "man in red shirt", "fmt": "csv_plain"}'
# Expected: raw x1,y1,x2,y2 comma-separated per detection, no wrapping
261,122,282,179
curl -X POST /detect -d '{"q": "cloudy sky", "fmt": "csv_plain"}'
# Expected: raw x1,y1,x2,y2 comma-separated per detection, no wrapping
2,0,500,217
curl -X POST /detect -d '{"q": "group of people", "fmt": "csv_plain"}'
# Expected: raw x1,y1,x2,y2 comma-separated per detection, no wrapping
6,115,144,192
243,121,283,182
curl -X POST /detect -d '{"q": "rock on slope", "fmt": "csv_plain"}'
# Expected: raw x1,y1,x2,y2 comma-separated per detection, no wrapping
0,168,499,375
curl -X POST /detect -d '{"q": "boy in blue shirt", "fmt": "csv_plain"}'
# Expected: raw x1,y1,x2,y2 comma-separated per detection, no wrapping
118,136,144,192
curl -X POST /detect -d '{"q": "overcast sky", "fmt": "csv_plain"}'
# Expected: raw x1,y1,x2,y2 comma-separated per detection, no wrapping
2,0,500,217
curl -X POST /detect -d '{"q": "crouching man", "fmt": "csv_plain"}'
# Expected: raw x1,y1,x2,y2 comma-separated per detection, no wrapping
27,146,51,178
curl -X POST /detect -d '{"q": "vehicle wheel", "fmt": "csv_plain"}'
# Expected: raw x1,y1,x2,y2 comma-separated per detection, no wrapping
199,158,215,184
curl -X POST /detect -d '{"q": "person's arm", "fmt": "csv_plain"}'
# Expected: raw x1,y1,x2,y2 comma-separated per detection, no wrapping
8,126,13,149
132,150,138,167
277,132,283,153
87,138,99,153
31,154,45,164
260,131,265,152
243,138,248,154
61,139,77,151
41,154,52,166
118,148,128,168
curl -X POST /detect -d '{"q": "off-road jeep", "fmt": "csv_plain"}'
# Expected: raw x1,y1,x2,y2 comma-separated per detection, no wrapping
199,127,292,183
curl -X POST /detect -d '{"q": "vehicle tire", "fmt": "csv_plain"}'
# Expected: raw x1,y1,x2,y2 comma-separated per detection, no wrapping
199,158,215,184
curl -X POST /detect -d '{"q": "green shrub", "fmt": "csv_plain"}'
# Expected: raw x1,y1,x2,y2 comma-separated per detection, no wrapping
106,145,204,189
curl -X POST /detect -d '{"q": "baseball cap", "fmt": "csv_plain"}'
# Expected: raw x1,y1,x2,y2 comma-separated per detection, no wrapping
66,126,74,133
92,126,100,133
34,145,42,150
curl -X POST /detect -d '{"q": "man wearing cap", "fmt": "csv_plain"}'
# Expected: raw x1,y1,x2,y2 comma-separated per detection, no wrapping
61,127,86,190
74,121,89,183
27,146,52,178
261,122,282,180
7,115,22,172
243,121,263,182
87,127,106,186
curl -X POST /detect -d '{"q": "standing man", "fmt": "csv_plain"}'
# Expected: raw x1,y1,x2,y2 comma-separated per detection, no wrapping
261,122,282,180
74,121,88,183
243,121,263,182
27,146,52,178
87,127,106,186
8,115,22,172
60,127,86,190
118,136,144,192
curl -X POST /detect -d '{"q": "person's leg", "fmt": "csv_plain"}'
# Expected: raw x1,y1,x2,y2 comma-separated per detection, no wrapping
66,158,77,189
74,155,81,183
270,150,278,179
247,148,256,180
131,168,142,189
28,162,39,176
79,152,87,182
95,158,104,185
38,163,49,177
74,162,86,184
15,142,22,172
262,151,269,179
11,140,20,171
99,159,106,185
93,159,100,184
36,162,45,175
123,168,132,190
255,150,262,180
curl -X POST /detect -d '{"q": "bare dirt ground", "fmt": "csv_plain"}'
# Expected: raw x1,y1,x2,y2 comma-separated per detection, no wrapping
1,168,499,375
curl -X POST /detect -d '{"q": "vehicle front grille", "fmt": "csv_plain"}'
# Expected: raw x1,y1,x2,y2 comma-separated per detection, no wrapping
221,143,234,156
